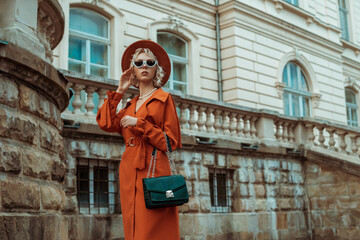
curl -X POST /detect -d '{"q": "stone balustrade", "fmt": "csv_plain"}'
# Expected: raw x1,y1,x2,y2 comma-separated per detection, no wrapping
60,70,360,164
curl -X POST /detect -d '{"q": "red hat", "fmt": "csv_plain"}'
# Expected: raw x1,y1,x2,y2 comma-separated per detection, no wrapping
121,40,171,87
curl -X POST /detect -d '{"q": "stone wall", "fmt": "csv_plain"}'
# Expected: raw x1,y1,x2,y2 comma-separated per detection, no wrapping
305,161,360,240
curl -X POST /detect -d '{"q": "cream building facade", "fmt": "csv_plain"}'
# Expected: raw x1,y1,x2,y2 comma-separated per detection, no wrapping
2,0,360,239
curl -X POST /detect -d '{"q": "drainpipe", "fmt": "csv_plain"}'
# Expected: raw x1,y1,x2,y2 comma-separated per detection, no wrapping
215,0,223,101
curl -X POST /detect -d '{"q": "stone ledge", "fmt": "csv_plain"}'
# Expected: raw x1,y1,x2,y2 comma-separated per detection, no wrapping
0,44,69,112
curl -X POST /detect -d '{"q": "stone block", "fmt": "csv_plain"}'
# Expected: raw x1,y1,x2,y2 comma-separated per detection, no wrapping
40,185,65,210
336,228,360,240
264,170,276,183
307,185,321,197
193,181,210,196
265,159,280,170
199,197,211,213
278,198,293,210
187,197,200,212
38,94,51,121
40,124,63,153
69,140,88,156
280,186,294,197
256,232,270,240
289,172,304,184
238,183,249,197
311,197,335,210
254,171,263,183
89,142,108,158
276,212,287,229
49,103,62,130
190,152,202,165
307,169,335,185
349,183,360,196
202,152,215,166
63,195,78,212
19,84,40,115
266,198,278,211
0,76,18,108
236,168,249,183
336,196,360,210
294,185,304,197
266,185,279,197
322,210,350,228
255,199,267,212
108,143,123,159
277,172,288,183
281,161,289,171
183,166,197,180
349,209,360,227
179,214,195,235
248,170,256,183
0,142,21,173
198,166,209,180
311,211,322,228
313,228,335,240
52,161,65,182
217,154,226,167
320,184,348,197
291,161,302,172
23,149,51,180
258,213,270,231
228,155,241,168
294,198,305,210
232,213,249,232
1,180,40,209
238,199,254,212
254,184,266,198
287,212,306,228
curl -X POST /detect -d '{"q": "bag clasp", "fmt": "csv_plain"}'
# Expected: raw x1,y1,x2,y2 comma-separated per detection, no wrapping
166,190,174,198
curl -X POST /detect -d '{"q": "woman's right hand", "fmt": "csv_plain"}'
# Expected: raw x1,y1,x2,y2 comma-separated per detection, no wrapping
116,67,133,94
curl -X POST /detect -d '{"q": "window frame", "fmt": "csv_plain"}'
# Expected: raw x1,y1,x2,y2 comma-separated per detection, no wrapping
345,88,358,127
338,0,350,41
77,158,119,215
283,62,312,117
157,32,189,94
284,0,299,6
208,168,232,213
68,8,111,78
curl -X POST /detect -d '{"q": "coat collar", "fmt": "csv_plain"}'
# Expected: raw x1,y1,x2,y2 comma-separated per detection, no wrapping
129,88,169,106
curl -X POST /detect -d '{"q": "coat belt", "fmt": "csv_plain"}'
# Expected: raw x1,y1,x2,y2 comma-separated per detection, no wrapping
126,136,147,170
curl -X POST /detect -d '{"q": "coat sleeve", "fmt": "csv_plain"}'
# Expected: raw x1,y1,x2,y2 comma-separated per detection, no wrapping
134,94,182,151
96,90,124,133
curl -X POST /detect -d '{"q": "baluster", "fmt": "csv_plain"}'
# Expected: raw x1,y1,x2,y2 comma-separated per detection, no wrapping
250,116,258,138
97,89,107,111
243,115,251,137
275,121,283,141
317,126,325,148
327,127,336,150
205,108,214,133
65,82,74,114
222,111,230,135
336,130,347,153
214,109,223,134
189,105,198,131
85,86,97,115
197,107,206,132
229,112,237,136
305,123,315,146
348,134,359,155
236,114,244,137
288,123,295,143
282,122,289,142
179,103,189,130
72,84,85,114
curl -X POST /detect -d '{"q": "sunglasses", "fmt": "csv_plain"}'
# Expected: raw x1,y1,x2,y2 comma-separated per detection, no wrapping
132,60,157,68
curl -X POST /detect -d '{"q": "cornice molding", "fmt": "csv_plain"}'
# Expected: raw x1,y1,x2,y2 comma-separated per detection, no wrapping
341,39,360,57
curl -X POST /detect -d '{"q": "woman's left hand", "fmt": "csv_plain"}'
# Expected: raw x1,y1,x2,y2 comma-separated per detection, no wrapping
120,115,138,128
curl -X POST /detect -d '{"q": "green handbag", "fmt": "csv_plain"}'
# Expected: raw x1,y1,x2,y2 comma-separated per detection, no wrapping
142,133,189,209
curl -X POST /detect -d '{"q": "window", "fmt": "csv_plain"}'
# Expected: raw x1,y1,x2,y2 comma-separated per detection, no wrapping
157,32,188,94
282,62,311,117
209,168,232,212
284,0,299,6
345,88,358,127
339,0,350,41
69,8,110,78
77,158,119,214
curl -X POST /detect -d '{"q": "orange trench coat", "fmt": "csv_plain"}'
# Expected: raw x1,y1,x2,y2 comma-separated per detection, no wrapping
96,88,182,240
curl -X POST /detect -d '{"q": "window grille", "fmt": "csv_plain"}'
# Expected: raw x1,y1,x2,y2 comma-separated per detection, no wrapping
208,168,232,213
282,62,311,117
157,32,188,94
77,158,119,214
345,88,358,127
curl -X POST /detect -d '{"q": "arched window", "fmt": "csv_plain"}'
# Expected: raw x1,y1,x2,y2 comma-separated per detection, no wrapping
345,88,358,126
157,32,188,94
282,62,311,117
68,8,110,78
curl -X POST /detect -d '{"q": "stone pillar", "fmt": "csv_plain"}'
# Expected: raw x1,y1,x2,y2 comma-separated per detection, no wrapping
0,0,69,239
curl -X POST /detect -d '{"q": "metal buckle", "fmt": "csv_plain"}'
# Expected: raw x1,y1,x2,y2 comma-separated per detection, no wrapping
128,137,136,147
166,190,174,198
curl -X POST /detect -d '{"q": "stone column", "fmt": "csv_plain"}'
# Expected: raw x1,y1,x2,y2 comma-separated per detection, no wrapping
0,0,69,239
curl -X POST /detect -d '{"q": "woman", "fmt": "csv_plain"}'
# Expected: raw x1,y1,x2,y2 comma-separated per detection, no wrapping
96,40,182,240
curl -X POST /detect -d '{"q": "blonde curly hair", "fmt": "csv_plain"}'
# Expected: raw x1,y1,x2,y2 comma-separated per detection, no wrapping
130,48,165,88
